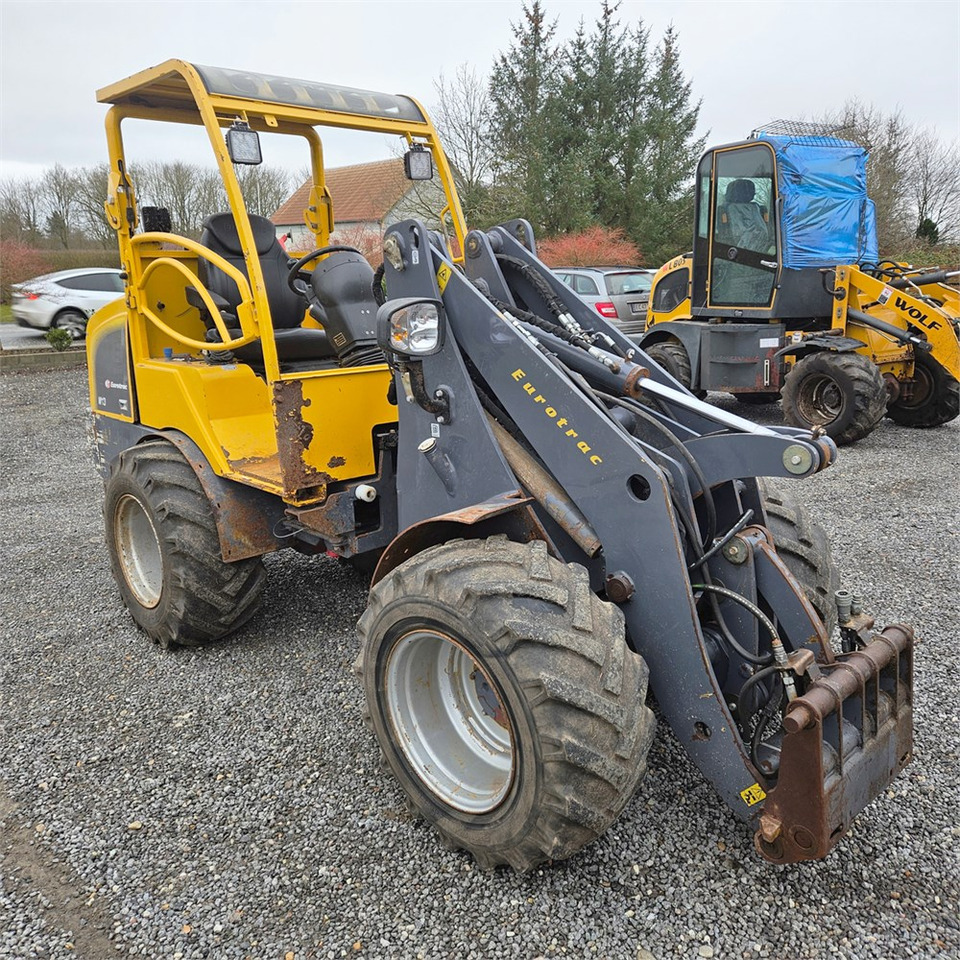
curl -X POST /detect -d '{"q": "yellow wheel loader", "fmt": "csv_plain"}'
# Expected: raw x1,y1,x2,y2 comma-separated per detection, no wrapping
642,125,959,445
88,65,914,869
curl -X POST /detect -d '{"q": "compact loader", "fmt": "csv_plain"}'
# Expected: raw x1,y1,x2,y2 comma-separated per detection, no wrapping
642,125,960,445
89,62,914,870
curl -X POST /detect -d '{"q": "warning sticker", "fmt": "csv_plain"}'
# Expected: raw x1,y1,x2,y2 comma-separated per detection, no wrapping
740,783,767,807
436,262,452,294
877,287,893,305
759,337,779,349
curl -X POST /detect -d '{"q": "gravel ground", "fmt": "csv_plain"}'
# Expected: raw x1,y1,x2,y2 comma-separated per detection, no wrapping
1,368,958,960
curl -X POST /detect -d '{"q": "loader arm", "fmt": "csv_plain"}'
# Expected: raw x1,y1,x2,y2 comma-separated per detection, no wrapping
376,219,913,863
834,264,960,379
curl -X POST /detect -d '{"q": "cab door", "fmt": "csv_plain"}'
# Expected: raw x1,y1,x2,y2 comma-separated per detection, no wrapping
691,143,780,314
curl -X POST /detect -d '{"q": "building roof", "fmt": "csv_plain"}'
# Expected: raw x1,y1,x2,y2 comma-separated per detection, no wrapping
272,157,412,227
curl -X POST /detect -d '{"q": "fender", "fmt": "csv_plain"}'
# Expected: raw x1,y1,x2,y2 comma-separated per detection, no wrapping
95,417,284,562
371,494,544,585
636,320,708,387
774,335,866,360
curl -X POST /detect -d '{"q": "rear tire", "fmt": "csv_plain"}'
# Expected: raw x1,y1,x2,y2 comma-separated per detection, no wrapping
355,537,655,871
104,441,266,648
885,351,960,428
781,352,887,445
759,481,839,630
646,340,705,398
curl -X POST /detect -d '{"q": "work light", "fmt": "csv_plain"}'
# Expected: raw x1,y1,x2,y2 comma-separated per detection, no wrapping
377,298,445,356
403,144,433,181
225,120,262,165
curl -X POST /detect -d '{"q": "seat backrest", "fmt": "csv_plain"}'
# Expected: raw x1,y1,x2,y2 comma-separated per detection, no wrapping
199,213,306,329
721,180,770,252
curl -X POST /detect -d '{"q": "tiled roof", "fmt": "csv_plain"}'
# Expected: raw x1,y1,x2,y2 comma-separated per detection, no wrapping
272,158,411,227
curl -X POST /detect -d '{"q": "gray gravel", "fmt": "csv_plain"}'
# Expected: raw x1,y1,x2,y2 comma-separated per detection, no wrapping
1,369,958,960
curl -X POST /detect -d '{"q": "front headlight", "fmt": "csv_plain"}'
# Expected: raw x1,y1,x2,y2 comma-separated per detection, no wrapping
377,298,445,357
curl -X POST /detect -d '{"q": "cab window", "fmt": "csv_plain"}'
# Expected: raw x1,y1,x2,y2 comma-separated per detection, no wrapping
710,145,776,307
652,268,689,313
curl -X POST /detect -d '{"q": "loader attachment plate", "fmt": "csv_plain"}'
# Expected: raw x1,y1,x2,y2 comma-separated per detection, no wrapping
755,624,913,864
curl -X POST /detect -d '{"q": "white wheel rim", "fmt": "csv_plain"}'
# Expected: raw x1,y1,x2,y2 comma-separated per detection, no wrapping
115,493,163,608
385,629,515,813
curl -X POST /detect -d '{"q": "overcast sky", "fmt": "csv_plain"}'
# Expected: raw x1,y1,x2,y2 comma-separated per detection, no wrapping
1,0,958,182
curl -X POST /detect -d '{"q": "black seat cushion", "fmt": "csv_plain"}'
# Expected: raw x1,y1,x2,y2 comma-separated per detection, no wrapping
225,327,335,364
200,213,307,330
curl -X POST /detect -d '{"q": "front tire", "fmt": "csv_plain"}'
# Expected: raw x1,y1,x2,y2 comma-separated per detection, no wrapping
781,352,887,445
104,441,266,648
355,537,655,871
645,340,705,398
885,351,960,428
54,309,87,340
759,482,840,630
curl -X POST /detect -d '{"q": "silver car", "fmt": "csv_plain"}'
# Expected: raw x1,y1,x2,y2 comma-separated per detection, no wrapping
11,268,125,340
554,266,656,335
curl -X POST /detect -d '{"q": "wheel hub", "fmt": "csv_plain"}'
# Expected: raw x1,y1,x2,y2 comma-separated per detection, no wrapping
385,629,515,813
798,373,843,423
114,493,163,608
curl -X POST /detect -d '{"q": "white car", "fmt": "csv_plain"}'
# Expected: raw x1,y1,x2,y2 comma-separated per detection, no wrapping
554,266,656,335
11,268,125,340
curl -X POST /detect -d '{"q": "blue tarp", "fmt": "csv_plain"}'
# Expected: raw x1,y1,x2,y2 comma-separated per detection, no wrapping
756,135,879,268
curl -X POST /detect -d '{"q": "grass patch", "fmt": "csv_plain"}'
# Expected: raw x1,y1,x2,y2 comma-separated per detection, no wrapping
0,305,13,323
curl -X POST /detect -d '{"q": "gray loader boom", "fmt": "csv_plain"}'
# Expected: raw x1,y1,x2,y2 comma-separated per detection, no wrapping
368,218,912,866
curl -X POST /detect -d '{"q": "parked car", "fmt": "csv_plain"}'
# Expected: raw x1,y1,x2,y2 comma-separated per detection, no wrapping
554,266,656,334
11,268,125,340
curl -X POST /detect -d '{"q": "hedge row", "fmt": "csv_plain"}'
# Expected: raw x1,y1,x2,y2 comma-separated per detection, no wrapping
0,243,121,302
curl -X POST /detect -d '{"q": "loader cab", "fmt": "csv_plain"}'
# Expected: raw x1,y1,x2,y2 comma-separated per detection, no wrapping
685,134,878,324
89,60,467,509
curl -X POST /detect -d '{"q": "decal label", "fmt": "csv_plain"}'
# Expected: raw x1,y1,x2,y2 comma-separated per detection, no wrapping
759,337,779,349
893,295,941,330
436,262,452,294
740,783,767,807
511,368,603,466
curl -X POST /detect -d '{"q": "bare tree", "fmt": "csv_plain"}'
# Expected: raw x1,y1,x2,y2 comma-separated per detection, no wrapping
0,175,45,244
40,164,80,248
72,164,115,248
430,65,494,223
234,165,291,219
907,129,960,243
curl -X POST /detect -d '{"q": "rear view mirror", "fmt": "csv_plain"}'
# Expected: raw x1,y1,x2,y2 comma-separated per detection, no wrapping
403,145,433,181
225,120,262,165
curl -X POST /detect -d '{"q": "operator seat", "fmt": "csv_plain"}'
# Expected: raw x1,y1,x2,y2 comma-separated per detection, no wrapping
197,213,334,364
722,180,770,252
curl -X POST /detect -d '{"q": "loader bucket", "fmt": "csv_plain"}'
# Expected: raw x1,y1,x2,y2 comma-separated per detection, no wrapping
754,624,913,864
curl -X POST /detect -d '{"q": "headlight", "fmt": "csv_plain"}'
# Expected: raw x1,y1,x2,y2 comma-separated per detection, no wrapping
377,298,445,357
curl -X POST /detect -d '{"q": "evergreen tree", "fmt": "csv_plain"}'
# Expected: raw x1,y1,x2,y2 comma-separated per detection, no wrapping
624,27,706,265
485,2,704,265
487,1,561,230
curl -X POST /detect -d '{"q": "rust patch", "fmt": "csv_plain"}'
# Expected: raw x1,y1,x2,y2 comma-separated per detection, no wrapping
623,364,650,398
273,379,330,498
327,455,347,468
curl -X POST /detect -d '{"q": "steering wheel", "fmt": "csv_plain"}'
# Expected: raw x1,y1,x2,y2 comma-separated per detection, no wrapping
287,245,365,295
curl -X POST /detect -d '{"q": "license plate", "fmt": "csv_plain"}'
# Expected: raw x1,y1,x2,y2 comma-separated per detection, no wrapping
630,303,643,314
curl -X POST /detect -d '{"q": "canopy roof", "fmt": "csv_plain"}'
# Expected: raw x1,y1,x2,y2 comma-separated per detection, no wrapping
97,59,426,128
